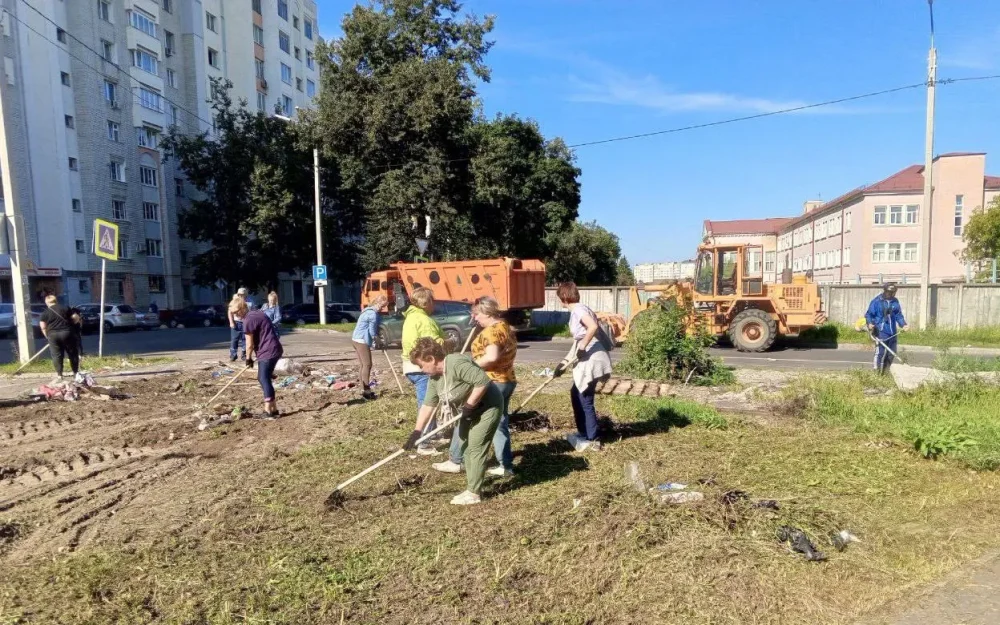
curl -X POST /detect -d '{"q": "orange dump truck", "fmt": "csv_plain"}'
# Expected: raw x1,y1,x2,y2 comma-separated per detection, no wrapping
361,258,546,328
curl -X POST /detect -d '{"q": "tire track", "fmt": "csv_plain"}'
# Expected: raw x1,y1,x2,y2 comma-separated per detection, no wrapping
0,416,80,445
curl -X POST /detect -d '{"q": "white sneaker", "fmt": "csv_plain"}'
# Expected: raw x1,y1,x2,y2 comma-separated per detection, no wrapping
431,460,463,474
486,466,514,478
565,432,581,448
574,439,601,452
450,490,481,505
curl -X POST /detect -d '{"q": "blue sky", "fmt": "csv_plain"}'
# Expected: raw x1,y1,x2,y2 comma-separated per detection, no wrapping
317,1,1000,264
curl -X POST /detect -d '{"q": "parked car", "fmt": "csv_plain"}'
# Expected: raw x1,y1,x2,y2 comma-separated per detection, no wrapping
375,300,474,349
281,303,350,325
75,305,101,334
0,303,15,338
76,304,138,333
136,310,161,330
30,304,46,337
328,302,363,322
169,305,227,328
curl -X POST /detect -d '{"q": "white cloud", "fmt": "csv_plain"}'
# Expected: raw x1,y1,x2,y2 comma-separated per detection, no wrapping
943,28,1000,71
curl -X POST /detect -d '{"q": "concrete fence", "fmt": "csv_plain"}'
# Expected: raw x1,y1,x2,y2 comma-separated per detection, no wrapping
530,284,1000,329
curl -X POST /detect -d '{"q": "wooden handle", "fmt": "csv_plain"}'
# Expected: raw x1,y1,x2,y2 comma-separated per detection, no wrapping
203,365,250,407
12,345,51,376
511,376,557,414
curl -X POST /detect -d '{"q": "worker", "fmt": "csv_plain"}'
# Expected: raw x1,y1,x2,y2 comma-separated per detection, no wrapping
555,282,613,451
400,287,445,454
404,337,502,505
865,283,909,374
38,294,83,382
436,296,518,477
261,291,282,333
238,287,257,311
243,300,283,418
227,293,247,362
352,293,388,400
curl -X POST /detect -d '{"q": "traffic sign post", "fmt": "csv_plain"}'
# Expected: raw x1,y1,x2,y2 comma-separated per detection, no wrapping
93,219,119,357
312,265,328,320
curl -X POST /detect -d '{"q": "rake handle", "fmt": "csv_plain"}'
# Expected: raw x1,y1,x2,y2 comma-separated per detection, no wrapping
12,345,52,376
204,365,251,407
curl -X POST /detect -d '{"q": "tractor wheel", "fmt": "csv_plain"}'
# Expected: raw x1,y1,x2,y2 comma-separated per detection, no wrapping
728,309,777,352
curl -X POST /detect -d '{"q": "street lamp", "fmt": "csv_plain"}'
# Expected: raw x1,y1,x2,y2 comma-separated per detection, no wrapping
274,112,326,325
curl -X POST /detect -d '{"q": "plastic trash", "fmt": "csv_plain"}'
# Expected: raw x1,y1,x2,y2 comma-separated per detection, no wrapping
653,482,688,491
535,368,554,377
831,529,860,552
277,376,298,389
654,491,704,504
777,526,827,562
752,499,780,510
624,462,647,493
275,358,304,375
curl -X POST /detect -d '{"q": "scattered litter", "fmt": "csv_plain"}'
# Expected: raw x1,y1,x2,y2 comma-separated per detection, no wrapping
831,529,860,552
777,526,827,562
752,499,780,510
275,358,306,375
653,482,688,492
277,376,298,388
332,381,356,391
719,490,750,505
654,491,704,504
212,368,235,379
624,462,647,493
324,375,337,386
697,476,718,486
293,383,306,390
534,368,554,377
572,498,582,509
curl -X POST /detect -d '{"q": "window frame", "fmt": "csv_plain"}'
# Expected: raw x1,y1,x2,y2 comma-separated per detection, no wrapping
109,160,125,182
280,63,292,84
107,120,120,142
143,202,160,222
279,31,290,54
112,199,127,220
954,195,964,236
145,238,163,258
873,205,886,225
889,204,903,225
139,165,159,188
128,8,157,38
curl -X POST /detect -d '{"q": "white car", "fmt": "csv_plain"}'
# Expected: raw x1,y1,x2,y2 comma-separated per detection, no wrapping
78,303,138,333
0,303,14,338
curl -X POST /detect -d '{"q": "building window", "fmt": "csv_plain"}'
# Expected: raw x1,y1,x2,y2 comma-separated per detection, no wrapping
128,9,157,38
61,72,71,86
140,165,159,187
257,91,267,112
281,63,292,84
162,0,172,12
104,80,117,105
279,31,290,54
305,18,313,40
306,79,316,98
764,251,776,273
169,104,179,126
166,68,176,87
954,195,964,236
149,275,166,293
139,86,162,111
206,12,217,32
119,238,130,259
306,50,315,70
208,48,219,68
164,31,175,56
903,242,918,262
905,204,919,225
69,157,79,171
282,95,293,116
72,199,82,213
255,59,265,79
253,25,264,46
98,0,111,22
112,199,127,220
872,243,885,263
107,120,120,141
76,239,85,253
296,78,303,92
844,211,852,232
294,47,301,61
64,115,74,129
252,0,262,15
873,205,886,225
888,243,902,262
132,48,159,75
102,40,115,63
844,247,851,266
889,205,903,225
146,239,163,257
143,202,160,222
79,279,90,294
137,126,159,148
293,16,299,30
278,0,288,20
175,178,184,196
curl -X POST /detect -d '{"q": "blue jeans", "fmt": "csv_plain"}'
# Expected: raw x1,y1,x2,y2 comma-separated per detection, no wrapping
874,335,898,373
406,373,435,433
450,381,516,469
571,382,599,441
229,322,245,359
257,358,278,401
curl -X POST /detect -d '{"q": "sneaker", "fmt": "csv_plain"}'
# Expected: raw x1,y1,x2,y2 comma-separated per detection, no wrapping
362,390,377,401
565,432,581,448
416,445,442,457
432,460,463,474
486,466,514,478
450,490,481,505
575,439,602,452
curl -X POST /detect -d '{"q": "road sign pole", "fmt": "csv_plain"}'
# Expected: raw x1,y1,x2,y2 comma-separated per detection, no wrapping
98,258,106,357
314,148,326,325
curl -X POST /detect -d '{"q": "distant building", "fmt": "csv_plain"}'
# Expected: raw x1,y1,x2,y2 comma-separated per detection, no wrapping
634,260,696,284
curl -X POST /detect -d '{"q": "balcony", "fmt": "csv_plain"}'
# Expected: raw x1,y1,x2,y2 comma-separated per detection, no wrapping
257,77,268,92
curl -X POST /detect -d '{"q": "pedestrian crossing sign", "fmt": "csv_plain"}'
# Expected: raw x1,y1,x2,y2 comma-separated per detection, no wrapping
93,219,119,261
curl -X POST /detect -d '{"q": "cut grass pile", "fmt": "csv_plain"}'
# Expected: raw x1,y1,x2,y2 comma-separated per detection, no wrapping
0,354,173,376
5,383,1000,624
796,322,1000,348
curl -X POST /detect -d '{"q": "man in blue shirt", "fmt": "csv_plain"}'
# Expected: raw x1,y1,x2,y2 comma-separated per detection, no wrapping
865,284,909,373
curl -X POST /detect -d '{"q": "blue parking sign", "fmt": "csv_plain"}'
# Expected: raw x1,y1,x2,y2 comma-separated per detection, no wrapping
312,265,327,281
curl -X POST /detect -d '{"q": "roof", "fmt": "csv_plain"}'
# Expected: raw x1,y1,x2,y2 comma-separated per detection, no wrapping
986,175,1000,189
703,218,792,237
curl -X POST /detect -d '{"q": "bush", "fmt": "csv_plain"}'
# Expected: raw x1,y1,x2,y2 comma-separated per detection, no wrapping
616,299,733,385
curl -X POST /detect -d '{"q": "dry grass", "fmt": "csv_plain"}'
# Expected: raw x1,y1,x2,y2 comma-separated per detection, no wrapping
3,387,1000,624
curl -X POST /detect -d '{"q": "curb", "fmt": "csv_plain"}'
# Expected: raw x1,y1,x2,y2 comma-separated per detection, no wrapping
800,343,1000,356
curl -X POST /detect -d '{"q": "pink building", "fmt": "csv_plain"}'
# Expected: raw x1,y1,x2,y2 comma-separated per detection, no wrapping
707,153,1000,285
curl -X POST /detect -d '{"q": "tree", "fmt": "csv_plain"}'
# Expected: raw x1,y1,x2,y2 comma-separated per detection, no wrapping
616,256,636,286
546,221,622,286
312,0,495,271
162,79,361,290
962,196,1000,263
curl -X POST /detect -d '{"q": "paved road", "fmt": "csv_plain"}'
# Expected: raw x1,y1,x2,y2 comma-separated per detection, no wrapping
1,327,936,371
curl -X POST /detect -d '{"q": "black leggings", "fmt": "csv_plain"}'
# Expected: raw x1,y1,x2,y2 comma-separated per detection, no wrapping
48,330,80,377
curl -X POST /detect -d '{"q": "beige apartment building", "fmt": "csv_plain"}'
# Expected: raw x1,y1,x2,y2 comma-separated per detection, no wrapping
705,153,1000,285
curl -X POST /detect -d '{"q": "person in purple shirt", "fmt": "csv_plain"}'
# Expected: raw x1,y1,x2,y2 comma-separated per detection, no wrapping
243,306,284,418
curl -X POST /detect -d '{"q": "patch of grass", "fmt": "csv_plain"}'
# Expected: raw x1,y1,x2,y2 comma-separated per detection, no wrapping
529,323,572,338
611,395,729,430
283,321,357,333
933,352,1000,372
796,322,1000,348
0,354,173,375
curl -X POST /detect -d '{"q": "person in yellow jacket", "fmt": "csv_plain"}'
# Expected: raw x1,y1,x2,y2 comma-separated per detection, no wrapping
401,287,445,454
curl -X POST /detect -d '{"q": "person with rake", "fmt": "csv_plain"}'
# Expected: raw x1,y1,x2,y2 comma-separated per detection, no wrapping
403,337,503,505
242,299,284,419
865,283,909,374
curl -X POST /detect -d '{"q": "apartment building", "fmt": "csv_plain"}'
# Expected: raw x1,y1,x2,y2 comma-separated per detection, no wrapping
0,0,320,308
703,217,791,283
633,260,696,284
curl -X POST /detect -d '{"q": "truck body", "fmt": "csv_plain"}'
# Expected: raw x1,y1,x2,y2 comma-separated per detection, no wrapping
361,258,546,328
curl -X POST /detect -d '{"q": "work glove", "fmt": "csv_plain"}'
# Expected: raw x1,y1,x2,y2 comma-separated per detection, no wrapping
402,430,422,451
460,405,476,419
553,359,571,378
245,357,254,369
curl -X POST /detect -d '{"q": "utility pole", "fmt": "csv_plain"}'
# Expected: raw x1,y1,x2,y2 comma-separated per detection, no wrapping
917,0,937,330
0,49,35,363
314,147,326,325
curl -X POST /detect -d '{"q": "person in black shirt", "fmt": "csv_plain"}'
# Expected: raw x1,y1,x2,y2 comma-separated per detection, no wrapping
38,295,82,379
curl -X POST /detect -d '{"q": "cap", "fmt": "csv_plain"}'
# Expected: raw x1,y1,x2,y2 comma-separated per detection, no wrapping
883,283,897,294
237,287,248,295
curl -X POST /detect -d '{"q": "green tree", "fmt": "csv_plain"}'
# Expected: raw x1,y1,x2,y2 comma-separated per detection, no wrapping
162,79,361,290
962,196,1000,263
312,0,495,271
616,256,636,286
546,221,622,286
